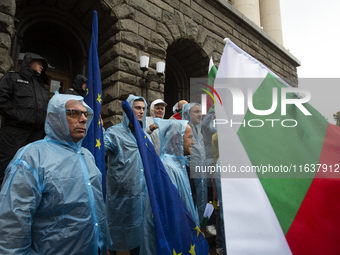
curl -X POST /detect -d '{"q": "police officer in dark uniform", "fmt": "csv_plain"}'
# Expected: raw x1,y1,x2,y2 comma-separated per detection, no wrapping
63,74,87,98
0,53,50,185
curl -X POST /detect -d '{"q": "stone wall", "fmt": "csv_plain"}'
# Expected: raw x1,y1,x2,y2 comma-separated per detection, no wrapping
0,0,15,78
1,0,299,129
98,0,300,129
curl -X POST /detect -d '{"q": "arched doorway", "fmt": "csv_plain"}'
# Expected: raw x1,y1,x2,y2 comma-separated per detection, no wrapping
10,2,114,97
15,21,87,97
165,39,210,118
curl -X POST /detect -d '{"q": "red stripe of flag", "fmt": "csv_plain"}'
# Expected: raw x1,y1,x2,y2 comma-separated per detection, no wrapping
286,123,340,255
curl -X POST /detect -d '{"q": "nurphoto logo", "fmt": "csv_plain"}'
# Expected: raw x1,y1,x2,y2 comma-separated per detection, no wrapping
196,81,312,128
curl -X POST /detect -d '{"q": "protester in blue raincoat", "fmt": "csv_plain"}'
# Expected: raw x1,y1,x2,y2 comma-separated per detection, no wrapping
201,108,217,170
182,103,207,223
155,118,200,226
0,93,111,254
104,94,153,255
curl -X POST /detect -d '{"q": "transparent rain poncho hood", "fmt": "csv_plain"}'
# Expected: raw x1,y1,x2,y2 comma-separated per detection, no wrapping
104,94,154,252
182,103,198,125
45,93,93,148
154,118,200,226
156,118,187,157
181,103,205,166
0,93,111,254
181,103,207,222
121,94,147,128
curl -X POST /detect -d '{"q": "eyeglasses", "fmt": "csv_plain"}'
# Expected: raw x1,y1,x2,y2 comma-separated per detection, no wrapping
66,109,93,120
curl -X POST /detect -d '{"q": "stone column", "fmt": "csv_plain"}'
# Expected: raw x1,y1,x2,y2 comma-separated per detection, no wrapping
0,0,16,76
10,33,22,71
232,0,261,27
259,0,283,46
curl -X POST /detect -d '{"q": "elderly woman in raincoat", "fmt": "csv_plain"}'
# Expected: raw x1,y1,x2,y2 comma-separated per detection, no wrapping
0,93,111,254
104,95,154,255
182,103,208,223
155,118,200,227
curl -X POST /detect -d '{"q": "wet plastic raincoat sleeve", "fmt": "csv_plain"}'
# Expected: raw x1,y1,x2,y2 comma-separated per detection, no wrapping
0,152,42,254
145,117,153,135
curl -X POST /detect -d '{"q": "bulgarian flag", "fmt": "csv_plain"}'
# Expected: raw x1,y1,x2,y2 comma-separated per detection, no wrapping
207,57,217,111
214,38,340,254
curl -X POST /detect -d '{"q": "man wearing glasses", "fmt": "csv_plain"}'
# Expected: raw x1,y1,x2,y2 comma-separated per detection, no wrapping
0,93,111,254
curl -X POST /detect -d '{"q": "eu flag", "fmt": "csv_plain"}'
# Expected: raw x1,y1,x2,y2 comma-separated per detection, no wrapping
122,101,210,255
83,10,106,201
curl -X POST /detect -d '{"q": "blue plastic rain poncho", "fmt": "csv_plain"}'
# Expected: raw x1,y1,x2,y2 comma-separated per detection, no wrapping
104,95,154,252
155,118,200,227
201,110,217,187
201,110,217,167
0,93,111,254
145,99,166,156
182,103,207,223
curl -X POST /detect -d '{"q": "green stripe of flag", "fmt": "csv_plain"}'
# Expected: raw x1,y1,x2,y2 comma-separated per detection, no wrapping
207,57,218,110
237,73,328,234
208,62,217,88
208,65,217,79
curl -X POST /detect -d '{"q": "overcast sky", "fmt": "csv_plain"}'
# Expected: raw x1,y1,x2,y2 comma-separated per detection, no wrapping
280,0,340,124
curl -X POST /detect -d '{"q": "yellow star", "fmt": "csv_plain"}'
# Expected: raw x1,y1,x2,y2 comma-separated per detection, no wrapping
188,244,196,255
95,139,101,150
173,249,182,255
145,142,148,147
96,93,102,104
194,225,201,237
86,88,89,96
98,119,101,127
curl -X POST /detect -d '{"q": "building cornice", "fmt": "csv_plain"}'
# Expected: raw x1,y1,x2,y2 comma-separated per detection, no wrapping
206,0,301,67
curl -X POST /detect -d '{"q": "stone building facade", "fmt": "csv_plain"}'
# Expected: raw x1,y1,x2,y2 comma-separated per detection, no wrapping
0,0,300,128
